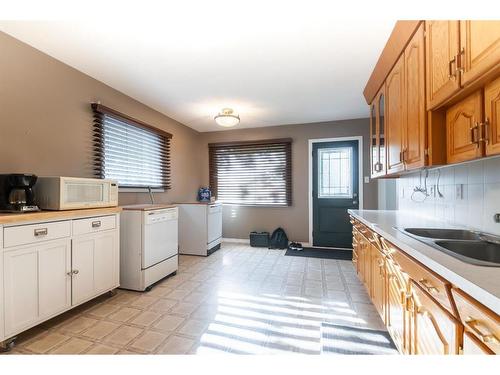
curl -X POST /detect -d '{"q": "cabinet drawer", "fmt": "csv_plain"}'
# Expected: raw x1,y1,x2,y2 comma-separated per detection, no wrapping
72,215,116,236
452,288,500,354
391,247,455,316
4,220,71,248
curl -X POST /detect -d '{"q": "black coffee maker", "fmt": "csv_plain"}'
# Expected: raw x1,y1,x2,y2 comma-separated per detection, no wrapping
0,174,41,212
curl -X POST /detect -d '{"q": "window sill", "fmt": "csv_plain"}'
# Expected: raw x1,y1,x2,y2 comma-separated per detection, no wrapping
221,203,291,208
119,187,165,193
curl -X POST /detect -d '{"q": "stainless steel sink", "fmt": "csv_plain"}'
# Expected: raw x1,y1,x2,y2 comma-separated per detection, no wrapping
434,240,500,267
401,228,481,240
396,227,500,267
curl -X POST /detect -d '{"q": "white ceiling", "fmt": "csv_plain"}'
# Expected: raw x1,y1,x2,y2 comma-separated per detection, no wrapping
0,5,395,132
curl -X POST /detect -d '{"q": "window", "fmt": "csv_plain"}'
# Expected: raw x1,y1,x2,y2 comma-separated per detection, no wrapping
318,147,353,198
92,103,172,189
209,139,292,206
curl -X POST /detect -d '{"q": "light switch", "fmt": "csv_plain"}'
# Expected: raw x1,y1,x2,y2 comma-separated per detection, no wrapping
364,176,370,183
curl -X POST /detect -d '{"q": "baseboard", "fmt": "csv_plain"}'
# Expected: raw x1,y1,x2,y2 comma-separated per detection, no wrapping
222,237,250,244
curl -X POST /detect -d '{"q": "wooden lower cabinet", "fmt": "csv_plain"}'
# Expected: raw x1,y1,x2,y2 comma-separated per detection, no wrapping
452,288,500,354
408,280,461,354
350,215,499,355
371,243,386,322
386,257,409,353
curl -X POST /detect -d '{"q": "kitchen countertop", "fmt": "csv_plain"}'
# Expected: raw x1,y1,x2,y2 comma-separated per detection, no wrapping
0,206,122,225
348,209,500,315
121,204,177,211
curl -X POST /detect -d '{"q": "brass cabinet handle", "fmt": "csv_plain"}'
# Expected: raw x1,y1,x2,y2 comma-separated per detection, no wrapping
419,278,439,294
456,47,465,74
470,123,480,147
478,119,490,145
448,56,457,79
34,228,48,237
465,318,499,344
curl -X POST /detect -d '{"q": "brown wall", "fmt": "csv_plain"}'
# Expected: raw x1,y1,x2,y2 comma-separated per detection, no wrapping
200,119,378,242
0,32,202,205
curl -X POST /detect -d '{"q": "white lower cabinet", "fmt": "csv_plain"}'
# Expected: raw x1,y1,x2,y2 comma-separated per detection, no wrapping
1,213,120,343
72,231,118,305
3,239,71,336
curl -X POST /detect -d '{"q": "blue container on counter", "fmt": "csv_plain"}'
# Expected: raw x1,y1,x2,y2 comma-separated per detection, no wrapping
197,187,212,202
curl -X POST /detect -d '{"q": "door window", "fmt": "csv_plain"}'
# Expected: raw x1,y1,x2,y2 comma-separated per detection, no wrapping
318,147,353,199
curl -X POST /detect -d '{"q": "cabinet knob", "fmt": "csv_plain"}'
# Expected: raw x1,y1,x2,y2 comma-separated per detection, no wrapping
72,270,79,275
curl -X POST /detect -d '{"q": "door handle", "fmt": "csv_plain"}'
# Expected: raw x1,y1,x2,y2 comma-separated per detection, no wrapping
353,200,358,205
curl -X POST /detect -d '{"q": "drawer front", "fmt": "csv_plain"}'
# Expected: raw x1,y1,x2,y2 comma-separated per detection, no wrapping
4,220,71,248
452,288,500,354
72,215,116,236
390,245,454,315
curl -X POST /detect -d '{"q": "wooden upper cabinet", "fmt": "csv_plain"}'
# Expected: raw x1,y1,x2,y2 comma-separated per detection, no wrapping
446,91,484,163
404,23,427,170
460,21,500,86
385,55,406,174
370,87,387,178
425,21,461,110
485,76,500,156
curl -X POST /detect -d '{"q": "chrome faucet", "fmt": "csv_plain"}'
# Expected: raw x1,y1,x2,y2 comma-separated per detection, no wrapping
148,186,155,205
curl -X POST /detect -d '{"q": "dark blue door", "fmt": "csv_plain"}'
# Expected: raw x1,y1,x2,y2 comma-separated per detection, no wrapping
312,140,359,248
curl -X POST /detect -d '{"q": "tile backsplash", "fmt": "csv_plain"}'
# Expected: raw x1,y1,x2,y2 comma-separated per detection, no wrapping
397,156,500,235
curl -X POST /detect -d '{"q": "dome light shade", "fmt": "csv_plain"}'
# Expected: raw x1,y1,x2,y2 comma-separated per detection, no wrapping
214,108,240,127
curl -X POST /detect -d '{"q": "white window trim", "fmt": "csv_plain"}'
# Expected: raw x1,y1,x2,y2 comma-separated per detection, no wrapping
308,136,364,247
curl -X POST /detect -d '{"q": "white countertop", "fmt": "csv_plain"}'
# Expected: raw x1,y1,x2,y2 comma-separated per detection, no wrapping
348,209,500,315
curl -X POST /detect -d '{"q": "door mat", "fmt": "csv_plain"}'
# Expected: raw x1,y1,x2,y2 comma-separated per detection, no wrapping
321,323,398,355
284,247,352,260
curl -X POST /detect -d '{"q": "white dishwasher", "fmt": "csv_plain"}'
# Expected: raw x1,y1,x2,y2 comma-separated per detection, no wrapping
120,205,178,291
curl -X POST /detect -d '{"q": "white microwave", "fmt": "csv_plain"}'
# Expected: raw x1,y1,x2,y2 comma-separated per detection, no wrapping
35,177,118,210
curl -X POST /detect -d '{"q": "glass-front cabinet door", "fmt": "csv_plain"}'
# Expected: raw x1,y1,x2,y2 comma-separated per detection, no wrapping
370,86,386,178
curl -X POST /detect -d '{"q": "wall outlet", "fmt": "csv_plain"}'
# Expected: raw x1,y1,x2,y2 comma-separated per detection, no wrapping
364,176,370,184
455,184,463,200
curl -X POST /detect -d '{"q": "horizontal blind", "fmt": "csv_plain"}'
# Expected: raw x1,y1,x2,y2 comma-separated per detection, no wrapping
209,139,292,206
92,104,171,189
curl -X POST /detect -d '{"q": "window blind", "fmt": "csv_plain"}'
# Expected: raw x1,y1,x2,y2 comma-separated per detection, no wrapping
209,139,292,206
92,103,172,189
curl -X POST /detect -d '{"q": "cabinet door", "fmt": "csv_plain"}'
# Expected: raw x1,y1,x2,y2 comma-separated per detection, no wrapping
425,21,461,109
94,231,118,294
460,21,500,86
371,246,386,322
446,91,484,163
404,23,427,170
409,281,461,354
485,76,500,156
71,236,96,305
3,247,39,336
370,102,378,177
72,231,118,305
462,331,495,355
38,241,72,318
3,240,71,336
385,55,406,175
386,259,407,353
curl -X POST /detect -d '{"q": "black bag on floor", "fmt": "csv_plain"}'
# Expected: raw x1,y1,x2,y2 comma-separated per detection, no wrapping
269,227,289,249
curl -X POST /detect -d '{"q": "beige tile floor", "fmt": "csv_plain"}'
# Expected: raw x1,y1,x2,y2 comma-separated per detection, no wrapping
2,243,388,355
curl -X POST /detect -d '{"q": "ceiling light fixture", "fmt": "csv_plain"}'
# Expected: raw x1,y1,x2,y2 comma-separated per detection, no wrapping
214,108,240,127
